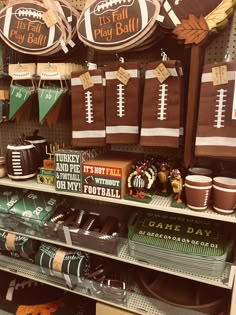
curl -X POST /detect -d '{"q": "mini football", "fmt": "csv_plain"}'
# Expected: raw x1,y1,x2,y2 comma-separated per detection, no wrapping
77,0,160,49
0,2,62,54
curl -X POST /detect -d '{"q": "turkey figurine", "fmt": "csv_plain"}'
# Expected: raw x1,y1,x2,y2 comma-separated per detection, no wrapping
127,164,153,199
170,168,183,204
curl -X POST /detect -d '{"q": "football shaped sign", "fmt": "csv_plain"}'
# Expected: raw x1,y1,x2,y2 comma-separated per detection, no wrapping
0,1,63,55
77,0,160,51
160,0,223,30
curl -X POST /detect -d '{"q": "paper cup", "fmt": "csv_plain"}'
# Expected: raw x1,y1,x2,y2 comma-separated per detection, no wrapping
185,175,212,211
213,177,236,214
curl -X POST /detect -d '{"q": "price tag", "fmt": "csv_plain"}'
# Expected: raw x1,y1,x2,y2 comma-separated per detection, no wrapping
0,90,8,100
153,63,171,83
6,233,16,251
53,249,66,272
116,67,131,85
9,63,36,78
79,72,94,90
42,9,59,28
212,65,228,86
63,225,72,246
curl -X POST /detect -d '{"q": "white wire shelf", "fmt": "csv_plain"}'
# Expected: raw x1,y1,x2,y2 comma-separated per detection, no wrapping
0,177,235,223
0,254,218,315
0,215,234,290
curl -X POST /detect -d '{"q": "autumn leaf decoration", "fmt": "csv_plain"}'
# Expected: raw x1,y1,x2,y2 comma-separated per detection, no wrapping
173,15,209,45
172,0,236,45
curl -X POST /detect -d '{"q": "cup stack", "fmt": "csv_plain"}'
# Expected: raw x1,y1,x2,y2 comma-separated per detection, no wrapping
185,175,212,211
213,177,236,214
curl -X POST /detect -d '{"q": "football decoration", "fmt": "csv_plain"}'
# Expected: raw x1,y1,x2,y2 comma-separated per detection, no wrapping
140,60,183,148
195,61,236,158
71,66,106,147
0,0,81,55
160,0,222,31
6,136,38,180
25,130,48,168
0,1,63,54
171,0,236,45
105,61,141,144
77,0,161,51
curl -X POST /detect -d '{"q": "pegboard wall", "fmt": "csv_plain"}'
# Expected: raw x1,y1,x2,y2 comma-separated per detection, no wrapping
0,2,235,157
0,121,72,154
205,10,236,63
67,0,86,11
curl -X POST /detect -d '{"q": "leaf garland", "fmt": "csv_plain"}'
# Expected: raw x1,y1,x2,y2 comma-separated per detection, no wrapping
173,15,209,45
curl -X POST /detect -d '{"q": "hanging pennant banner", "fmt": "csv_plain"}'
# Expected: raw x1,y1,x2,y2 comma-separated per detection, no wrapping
9,85,34,119
38,87,65,122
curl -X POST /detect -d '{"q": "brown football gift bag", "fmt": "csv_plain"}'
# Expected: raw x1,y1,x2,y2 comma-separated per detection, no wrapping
105,62,141,144
71,67,106,147
140,60,184,148
195,61,236,158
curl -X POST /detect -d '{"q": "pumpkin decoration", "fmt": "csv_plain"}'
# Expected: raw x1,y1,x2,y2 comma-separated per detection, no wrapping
26,130,48,168
6,136,38,180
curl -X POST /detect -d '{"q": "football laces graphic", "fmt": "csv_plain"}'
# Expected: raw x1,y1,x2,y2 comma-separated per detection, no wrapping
14,7,44,23
94,0,135,15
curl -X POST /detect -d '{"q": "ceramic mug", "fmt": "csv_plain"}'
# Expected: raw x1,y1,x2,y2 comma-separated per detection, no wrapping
185,175,212,211
213,177,236,214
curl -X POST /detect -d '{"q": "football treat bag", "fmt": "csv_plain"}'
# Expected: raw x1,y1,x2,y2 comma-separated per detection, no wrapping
195,61,236,158
71,68,106,147
140,60,183,147
105,62,141,144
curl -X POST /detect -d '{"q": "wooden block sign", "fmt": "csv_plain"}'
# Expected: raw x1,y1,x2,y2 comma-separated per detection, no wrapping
83,164,123,199
77,0,160,49
0,2,62,54
55,148,107,193
82,155,135,199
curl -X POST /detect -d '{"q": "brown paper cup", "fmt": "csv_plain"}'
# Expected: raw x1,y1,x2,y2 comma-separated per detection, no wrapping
213,177,236,214
185,175,212,211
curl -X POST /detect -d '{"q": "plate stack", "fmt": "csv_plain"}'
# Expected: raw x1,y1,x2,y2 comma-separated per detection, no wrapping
128,211,233,277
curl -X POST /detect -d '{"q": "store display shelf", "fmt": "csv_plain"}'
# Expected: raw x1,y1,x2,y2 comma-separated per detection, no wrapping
0,177,235,223
0,217,234,290
0,254,206,315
